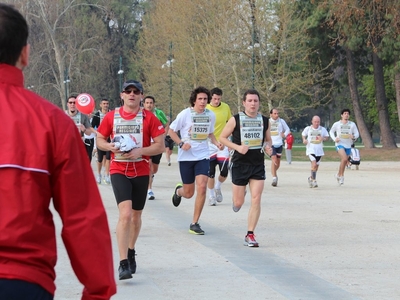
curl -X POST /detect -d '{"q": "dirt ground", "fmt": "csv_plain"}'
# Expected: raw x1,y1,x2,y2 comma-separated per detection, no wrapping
53,158,400,300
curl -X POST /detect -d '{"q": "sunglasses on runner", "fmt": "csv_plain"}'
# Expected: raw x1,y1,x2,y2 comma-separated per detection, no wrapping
123,89,141,95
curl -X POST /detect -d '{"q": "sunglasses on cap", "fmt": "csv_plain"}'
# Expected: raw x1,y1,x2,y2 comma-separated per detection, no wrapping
122,89,141,95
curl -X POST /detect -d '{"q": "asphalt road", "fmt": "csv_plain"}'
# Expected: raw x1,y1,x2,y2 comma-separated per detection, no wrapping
54,157,400,300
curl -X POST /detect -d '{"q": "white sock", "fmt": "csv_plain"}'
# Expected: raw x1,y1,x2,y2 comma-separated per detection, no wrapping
215,180,222,189
208,188,215,197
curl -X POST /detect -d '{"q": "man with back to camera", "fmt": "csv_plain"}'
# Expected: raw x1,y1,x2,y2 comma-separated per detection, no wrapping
0,4,116,299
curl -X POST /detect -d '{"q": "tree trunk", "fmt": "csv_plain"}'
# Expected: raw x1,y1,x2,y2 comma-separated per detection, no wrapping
345,47,375,148
395,68,400,124
372,51,398,148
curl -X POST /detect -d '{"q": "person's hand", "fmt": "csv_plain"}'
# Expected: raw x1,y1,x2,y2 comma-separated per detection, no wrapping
237,145,249,155
122,148,142,160
110,143,122,153
264,143,272,156
79,124,86,133
181,143,191,151
216,142,224,150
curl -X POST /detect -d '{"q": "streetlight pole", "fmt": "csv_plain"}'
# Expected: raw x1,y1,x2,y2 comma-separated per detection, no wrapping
168,42,173,121
252,23,255,89
118,56,124,94
63,67,70,105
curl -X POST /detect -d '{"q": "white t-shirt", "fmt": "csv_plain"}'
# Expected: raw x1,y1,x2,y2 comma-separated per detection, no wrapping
269,117,290,147
329,120,359,149
170,107,215,161
302,125,329,156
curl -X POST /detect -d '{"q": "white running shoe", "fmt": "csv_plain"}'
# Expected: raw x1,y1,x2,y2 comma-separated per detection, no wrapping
104,175,111,185
271,177,278,187
215,189,223,203
209,195,217,206
96,174,102,184
334,173,340,184
308,177,313,188
312,180,318,188
148,191,155,200
339,176,344,185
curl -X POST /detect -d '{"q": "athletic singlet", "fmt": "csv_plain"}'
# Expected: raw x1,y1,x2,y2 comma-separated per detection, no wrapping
308,127,323,144
113,107,143,162
239,112,263,149
190,109,211,141
269,118,282,136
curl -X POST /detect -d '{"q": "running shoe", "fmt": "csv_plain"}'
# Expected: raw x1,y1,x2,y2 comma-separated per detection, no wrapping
244,233,259,247
232,203,241,212
308,177,313,188
215,188,223,203
147,190,155,200
127,248,136,274
334,173,340,184
189,223,205,235
172,183,183,207
339,176,344,185
168,161,171,166
104,175,111,185
118,261,132,280
271,177,278,187
312,180,318,188
96,174,102,184
209,195,216,206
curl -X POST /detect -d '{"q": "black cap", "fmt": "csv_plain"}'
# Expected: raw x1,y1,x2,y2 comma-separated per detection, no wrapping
122,80,143,93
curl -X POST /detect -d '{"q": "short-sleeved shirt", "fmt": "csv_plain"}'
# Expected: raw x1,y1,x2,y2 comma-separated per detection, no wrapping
97,107,165,177
269,117,290,147
206,102,231,140
65,111,91,137
302,125,329,156
154,108,168,126
170,107,215,161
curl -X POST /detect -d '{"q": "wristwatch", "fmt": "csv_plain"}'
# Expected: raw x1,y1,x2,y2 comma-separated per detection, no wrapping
178,142,184,148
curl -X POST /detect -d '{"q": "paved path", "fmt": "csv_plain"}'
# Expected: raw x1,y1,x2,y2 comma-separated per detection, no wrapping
54,157,400,300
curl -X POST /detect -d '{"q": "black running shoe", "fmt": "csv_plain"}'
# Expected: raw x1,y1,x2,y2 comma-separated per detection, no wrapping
118,261,132,280
189,222,205,235
128,248,137,274
172,183,183,207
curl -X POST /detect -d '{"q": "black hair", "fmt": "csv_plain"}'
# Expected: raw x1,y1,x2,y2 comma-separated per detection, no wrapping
210,87,223,96
0,4,29,65
68,93,79,99
189,86,211,107
143,96,155,104
242,89,260,102
341,108,351,115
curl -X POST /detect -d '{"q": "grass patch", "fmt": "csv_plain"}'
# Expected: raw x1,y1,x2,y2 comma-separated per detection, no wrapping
285,143,400,162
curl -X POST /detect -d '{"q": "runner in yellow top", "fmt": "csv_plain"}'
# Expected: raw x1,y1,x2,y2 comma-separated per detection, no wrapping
206,88,232,206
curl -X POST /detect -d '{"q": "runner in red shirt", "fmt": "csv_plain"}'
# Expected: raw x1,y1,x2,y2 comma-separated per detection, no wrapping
97,80,165,280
